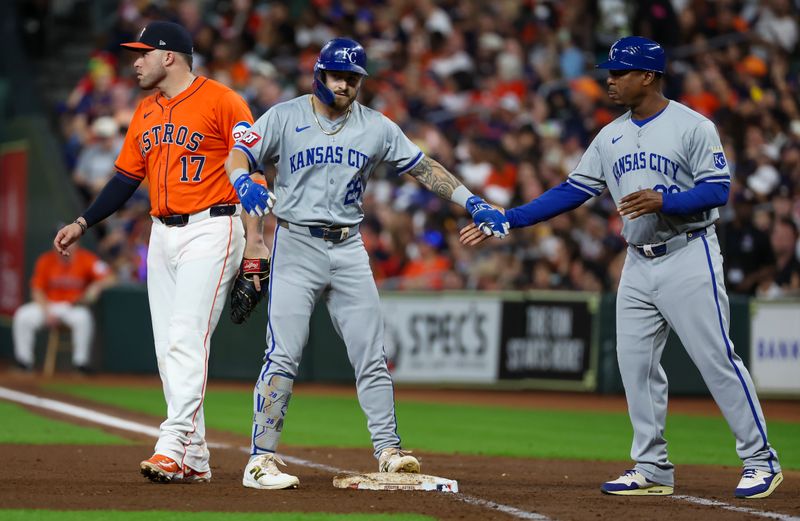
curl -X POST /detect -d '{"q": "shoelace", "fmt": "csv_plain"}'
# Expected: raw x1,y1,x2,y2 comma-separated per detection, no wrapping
257,454,289,474
381,448,416,463
741,468,758,479
622,469,638,477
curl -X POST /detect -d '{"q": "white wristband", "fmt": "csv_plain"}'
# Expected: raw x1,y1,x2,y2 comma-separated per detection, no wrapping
450,185,474,208
229,167,250,185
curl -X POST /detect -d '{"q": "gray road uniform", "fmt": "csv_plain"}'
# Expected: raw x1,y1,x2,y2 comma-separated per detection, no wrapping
568,101,780,486
233,94,424,458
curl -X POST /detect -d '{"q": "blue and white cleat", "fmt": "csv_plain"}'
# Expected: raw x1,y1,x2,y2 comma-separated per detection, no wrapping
601,469,674,496
734,469,783,499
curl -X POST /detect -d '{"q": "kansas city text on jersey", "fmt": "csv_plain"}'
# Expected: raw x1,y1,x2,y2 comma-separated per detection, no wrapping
289,146,370,174
612,151,681,184
139,123,205,156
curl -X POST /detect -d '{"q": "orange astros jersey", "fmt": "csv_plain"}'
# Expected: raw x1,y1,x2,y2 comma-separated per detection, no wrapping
115,76,254,217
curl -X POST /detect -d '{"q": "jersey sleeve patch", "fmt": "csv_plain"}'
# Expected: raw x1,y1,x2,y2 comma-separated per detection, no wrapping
713,151,727,170
238,130,262,148
232,121,252,142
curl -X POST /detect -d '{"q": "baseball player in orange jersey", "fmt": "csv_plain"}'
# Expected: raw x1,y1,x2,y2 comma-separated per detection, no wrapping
54,21,275,484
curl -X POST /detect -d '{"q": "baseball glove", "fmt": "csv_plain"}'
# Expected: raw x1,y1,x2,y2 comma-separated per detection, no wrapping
230,258,270,324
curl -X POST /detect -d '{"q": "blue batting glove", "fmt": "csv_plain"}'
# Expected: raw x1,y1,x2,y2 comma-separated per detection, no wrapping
466,195,509,239
233,173,276,217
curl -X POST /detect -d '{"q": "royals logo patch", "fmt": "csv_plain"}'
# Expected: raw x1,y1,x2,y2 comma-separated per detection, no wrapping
713,152,727,170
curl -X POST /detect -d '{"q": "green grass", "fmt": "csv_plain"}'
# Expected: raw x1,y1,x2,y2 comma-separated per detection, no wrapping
0,400,129,445
45,383,800,469
0,511,435,521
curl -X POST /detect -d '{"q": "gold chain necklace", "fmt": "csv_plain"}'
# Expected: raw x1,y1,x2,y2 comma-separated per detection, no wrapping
310,96,352,136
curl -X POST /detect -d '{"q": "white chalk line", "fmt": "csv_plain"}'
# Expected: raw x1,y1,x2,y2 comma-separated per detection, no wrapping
2,386,796,521
671,495,800,521
0,386,550,520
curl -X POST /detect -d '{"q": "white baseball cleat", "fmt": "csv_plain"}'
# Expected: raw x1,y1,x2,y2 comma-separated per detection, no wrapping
735,469,783,499
378,447,420,473
242,453,299,490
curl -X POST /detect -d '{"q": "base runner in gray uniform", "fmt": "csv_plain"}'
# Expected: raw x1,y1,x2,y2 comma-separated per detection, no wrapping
225,38,509,490
460,36,782,499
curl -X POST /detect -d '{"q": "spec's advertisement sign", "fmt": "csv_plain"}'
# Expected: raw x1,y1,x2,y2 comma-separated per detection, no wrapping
381,296,502,383
750,301,800,395
499,300,593,380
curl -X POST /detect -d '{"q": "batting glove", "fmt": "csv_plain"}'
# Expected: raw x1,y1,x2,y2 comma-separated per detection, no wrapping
466,195,510,239
233,173,276,217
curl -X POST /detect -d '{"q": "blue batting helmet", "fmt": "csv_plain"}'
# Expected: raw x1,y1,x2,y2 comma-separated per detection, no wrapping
596,36,666,74
313,38,368,106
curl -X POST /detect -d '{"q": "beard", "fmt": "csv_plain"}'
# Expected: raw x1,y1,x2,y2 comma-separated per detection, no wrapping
138,66,167,90
331,91,356,111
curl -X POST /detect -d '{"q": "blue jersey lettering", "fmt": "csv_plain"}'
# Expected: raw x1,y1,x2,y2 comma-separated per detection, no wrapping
613,151,681,184
289,146,353,174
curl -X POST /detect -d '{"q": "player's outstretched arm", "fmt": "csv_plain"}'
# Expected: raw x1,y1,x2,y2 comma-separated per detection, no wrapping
55,173,141,256
225,149,276,217
406,156,461,200
408,157,509,239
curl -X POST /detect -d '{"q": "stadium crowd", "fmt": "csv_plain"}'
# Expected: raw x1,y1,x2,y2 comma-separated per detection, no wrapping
53,0,800,297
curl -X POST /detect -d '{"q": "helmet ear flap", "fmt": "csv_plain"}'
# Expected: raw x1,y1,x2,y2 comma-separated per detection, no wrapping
312,64,336,106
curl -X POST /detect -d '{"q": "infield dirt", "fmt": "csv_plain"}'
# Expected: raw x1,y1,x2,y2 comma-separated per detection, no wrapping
0,376,798,521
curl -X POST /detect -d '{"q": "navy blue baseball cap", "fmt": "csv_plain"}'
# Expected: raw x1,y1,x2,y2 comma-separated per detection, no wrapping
121,21,193,54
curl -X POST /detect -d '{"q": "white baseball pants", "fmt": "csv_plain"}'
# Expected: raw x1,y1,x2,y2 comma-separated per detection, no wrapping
147,213,244,472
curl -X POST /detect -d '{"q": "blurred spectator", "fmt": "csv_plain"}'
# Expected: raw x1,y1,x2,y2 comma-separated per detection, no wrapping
46,0,800,295
753,0,799,53
722,190,775,294
400,230,452,290
758,217,800,298
12,239,114,373
97,195,152,283
72,116,123,203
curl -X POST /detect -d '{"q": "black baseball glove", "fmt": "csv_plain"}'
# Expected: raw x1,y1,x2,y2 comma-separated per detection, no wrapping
230,258,270,324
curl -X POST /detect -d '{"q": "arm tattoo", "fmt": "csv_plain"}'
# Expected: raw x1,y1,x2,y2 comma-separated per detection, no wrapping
408,157,462,200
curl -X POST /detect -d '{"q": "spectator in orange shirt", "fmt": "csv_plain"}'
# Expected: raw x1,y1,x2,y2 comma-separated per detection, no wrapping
12,239,114,372
400,230,452,290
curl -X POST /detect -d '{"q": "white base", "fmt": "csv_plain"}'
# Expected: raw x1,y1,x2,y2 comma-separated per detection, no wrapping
333,472,458,493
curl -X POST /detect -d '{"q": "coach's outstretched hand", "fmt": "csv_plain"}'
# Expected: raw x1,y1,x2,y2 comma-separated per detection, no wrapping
234,173,277,217
466,195,509,239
